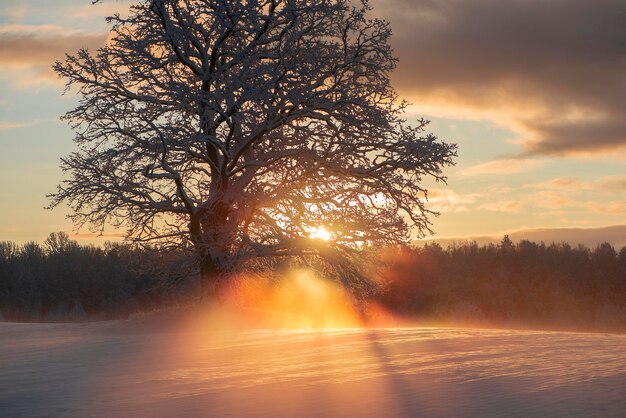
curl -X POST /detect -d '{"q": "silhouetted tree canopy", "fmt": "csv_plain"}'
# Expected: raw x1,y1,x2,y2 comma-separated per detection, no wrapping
50,0,456,298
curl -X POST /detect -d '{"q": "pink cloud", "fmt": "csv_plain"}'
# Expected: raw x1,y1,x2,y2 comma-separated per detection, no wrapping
461,158,542,176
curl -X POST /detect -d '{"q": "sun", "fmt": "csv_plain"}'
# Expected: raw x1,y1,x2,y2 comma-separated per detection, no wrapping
309,226,332,241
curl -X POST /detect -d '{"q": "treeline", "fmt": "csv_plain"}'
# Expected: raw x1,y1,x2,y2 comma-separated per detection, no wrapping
0,233,195,321
2,233,626,331
378,236,626,332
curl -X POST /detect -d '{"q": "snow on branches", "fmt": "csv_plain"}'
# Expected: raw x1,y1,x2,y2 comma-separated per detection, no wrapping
50,0,456,295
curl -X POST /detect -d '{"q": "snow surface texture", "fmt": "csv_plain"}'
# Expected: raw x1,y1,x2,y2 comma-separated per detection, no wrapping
1,319,625,418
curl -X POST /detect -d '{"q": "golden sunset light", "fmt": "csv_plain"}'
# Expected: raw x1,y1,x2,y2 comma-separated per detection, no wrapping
1,1,625,417
309,226,333,241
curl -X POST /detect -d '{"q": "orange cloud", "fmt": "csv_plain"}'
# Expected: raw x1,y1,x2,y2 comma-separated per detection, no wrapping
373,0,626,156
477,200,522,213
585,202,626,216
526,177,590,190
68,2,134,19
599,176,626,191
525,176,626,192
0,24,107,86
527,190,577,211
0,121,27,130
461,158,542,176
427,188,480,213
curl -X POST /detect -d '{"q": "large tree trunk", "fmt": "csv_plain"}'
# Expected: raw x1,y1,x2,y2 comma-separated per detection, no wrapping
199,255,222,302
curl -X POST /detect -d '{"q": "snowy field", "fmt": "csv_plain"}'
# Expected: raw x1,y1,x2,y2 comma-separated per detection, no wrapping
1,316,626,418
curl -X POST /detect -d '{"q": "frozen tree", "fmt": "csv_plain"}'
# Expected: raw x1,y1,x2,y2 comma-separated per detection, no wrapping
50,0,456,298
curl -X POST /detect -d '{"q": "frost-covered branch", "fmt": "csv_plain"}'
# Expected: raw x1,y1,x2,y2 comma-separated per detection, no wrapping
51,0,456,297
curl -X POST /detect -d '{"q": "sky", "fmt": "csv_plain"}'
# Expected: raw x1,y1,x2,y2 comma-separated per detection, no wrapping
0,0,625,247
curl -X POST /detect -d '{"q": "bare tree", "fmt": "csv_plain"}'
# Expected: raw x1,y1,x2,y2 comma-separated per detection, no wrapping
44,232,77,255
50,0,456,298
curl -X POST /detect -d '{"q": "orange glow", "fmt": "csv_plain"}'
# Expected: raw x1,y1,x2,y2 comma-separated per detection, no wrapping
309,226,332,241
221,269,365,329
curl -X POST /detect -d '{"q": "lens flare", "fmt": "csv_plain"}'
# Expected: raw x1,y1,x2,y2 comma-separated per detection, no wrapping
309,226,332,241
219,269,365,329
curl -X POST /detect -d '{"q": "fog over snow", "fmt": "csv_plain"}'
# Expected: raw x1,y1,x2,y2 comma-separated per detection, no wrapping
1,315,625,418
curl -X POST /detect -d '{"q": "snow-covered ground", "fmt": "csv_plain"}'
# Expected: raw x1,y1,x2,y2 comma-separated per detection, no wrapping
1,314,625,418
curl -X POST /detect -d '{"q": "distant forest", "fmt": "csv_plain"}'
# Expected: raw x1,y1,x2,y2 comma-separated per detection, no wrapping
0,233,194,321
1,233,625,332
378,237,626,332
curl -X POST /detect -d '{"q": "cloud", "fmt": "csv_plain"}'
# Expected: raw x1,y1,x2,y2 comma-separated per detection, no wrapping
373,0,626,156
519,176,626,215
0,121,27,130
3,0,624,154
477,200,521,213
526,177,590,190
525,176,626,191
427,187,523,213
0,25,107,68
2,5,29,23
427,188,479,212
418,225,626,249
524,189,626,215
585,201,626,216
0,24,107,86
523,117,626,155
600,176,626,191
68,2,134,19
527,190,576,211
461,158,541,176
